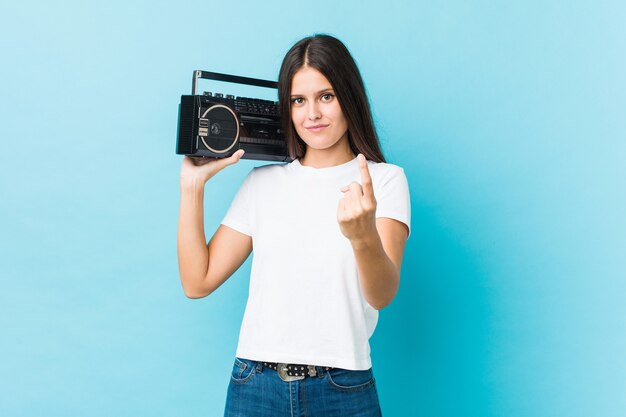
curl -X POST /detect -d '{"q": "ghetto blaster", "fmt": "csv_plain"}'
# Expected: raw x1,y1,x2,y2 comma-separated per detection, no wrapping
176,70,292,162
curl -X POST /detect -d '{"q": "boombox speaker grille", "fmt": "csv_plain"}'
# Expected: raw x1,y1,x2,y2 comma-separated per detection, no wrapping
199,104,239,153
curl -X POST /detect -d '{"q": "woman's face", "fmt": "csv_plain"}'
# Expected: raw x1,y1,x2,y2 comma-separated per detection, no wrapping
290,66,349,153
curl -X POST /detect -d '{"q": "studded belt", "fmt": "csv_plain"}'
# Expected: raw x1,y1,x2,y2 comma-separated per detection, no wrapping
262,361,334,382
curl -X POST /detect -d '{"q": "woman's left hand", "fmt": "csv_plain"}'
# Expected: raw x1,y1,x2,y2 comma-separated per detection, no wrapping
337,154,378,244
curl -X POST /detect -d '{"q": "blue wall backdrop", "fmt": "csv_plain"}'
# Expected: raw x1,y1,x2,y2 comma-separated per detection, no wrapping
1,1,624,416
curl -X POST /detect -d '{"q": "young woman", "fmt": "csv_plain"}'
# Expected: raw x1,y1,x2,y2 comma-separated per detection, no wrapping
178,34,411,417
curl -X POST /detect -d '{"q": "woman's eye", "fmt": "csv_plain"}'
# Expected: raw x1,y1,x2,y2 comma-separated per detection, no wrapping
321,94,334,101
292,98,304,104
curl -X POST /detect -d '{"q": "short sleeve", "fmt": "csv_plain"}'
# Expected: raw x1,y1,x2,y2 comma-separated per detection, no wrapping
220,168,255,237
374,165,411,239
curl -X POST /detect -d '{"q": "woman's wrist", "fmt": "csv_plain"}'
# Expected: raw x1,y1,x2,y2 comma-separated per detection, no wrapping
180,176,206,193
349,230,382,251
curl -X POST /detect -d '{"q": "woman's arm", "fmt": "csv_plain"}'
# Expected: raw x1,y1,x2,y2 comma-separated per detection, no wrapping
350,218,408,310
337,154,409,310
177,152,251,298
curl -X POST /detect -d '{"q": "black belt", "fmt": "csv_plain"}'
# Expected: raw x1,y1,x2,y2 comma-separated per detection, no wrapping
262,361,334,381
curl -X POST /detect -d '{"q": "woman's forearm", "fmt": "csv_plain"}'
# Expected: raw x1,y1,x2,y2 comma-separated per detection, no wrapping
177,179,209,297
351,231,400,310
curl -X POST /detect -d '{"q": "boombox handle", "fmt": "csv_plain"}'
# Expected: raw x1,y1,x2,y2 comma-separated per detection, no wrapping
192,70,278,95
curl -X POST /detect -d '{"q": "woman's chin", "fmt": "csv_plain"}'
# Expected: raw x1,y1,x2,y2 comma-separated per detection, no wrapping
301,138,337,151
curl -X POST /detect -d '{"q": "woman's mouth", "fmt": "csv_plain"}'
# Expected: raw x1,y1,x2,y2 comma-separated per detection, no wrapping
305,124,329,133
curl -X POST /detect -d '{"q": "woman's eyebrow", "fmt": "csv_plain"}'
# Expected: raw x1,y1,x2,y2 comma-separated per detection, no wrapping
290,88,334,98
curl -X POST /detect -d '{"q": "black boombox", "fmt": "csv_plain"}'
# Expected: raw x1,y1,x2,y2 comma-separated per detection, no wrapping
176,70,292,162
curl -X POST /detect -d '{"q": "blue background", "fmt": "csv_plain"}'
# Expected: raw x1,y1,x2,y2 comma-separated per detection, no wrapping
1,1,624,416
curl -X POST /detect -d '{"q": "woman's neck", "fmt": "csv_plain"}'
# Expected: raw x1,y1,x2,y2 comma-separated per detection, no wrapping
299,146,356,169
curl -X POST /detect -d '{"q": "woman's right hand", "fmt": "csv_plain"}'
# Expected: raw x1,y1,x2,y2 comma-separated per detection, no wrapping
180,149,245,188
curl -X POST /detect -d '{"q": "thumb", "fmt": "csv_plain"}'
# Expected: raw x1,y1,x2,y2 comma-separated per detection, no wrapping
224,149,245,166
233,149,245,161
209,149,245,176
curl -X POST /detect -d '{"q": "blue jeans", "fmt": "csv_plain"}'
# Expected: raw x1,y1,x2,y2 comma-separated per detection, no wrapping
224,357,383,416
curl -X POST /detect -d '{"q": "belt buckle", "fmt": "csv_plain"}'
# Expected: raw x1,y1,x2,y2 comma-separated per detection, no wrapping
277,363,305,382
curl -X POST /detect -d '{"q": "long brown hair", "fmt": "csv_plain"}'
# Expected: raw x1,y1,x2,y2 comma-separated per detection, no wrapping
278,34,386,163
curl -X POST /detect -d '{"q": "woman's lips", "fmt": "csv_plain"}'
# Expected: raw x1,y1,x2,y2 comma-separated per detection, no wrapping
305,124,329,133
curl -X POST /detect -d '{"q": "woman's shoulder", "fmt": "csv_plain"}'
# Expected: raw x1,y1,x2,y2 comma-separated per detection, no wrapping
367,160,406,178
366,160,409,195
248,161,291,180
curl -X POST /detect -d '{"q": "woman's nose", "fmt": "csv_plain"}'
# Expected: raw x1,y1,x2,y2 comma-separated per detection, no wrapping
307,103,321,120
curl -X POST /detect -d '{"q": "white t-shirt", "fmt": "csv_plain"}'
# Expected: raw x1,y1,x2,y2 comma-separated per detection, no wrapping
220,156,411,370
